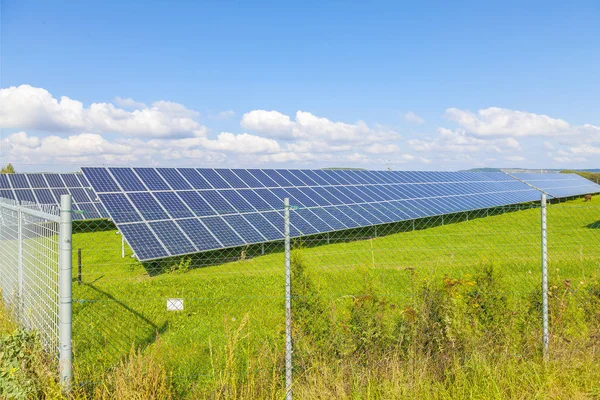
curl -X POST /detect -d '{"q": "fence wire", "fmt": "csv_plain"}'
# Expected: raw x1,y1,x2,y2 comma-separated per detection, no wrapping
3,194,600,398
0,198,61,354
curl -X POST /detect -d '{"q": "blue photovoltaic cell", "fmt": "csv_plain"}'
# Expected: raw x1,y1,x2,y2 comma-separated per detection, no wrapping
178,168,212,189
252,189,284,208
289,211,319,235
78,203,101,220
302,187,331,206
61,174,82,188
262,170,292,187
176,219,222,251
98,193,141,223
76,174,91,187
70,188,91,203
201,216,244,247
290,170,318,186
247,169,280,187
242,213,282,240
513,173,600,199
14,189,35,202
0,175,10,189
33,189,56,204
27,174,48,188
196,169,230,189
236,189,273,211
215,169,248,189
310,207,346,230
0,190,15,200
218,190,256,213
299,169,329,186
263,211,300,237
230,170,264,188
134,168,170,191
198,191,236,214
119,223,169,260
9,175,30,189
44,174,66,188
149,220,197,255
326,206,360,228
111,168,147,192
51,189,69,203
84,168,120,192
154,192,194,219
178,191,216,216
222,215,265,243
156,168,192,190
127,192,169,221
276,170,305,186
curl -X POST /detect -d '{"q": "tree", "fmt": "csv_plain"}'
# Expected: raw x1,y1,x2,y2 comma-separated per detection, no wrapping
1,163,15,174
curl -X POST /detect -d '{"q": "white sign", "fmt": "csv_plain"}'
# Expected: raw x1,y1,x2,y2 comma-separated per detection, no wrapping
167,298,184,311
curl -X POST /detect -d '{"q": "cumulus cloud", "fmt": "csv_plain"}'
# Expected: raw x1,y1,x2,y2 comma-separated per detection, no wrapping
408,128,521,154
504,155,525,162
212,110,236,120
114,96,147,110
365,143,401,154
198,132,282,154
241,110,294,137
445,107,571,137
241,109,400,144
2,132,132,164
404,111,424,125
0,85,205,138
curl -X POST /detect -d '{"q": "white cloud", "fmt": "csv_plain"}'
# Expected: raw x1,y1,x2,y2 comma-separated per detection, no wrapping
213,110,235,120
2,132,132,163
241,109,400,144
240,110,294,137
445,107,571,137
396,153,432,164
114,96,147,110
0,85,205,138
408,128,521,154
365,143,401,154
504,155,525,162
404,111,424,125
198,132,282,154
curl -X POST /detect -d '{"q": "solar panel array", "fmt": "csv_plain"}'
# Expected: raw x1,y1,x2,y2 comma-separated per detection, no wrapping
82,167,542,261
512,173,600,199
0,173,108,220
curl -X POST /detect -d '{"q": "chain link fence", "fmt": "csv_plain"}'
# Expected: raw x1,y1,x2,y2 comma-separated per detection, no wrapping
0,196,73,388
3,193,600,398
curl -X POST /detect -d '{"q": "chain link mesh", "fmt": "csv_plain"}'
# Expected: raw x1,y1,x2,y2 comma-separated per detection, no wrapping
0,198,61,354
3,193,600,397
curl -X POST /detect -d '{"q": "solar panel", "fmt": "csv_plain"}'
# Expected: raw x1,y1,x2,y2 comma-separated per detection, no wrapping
512,173,600,199
0,173,108,220
82,167,543,261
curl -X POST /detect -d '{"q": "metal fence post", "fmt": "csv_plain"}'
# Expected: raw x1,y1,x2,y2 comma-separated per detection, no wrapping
59,195,73,391
17,207,23,322
541,193,549,360
284,198,292,400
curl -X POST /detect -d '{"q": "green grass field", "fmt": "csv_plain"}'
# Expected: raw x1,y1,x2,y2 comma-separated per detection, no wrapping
69,197,600,398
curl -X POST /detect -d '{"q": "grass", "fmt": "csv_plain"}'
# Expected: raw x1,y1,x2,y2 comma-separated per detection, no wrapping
10,196,600,398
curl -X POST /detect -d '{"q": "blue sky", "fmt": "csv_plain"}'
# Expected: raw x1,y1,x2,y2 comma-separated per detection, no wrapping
1,0,599,172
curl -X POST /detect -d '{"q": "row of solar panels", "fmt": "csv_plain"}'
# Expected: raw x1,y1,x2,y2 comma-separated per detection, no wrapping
82,168,592,261
1,169,598,261
82,167,518,194
512,173,600,199
0,173,107,220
